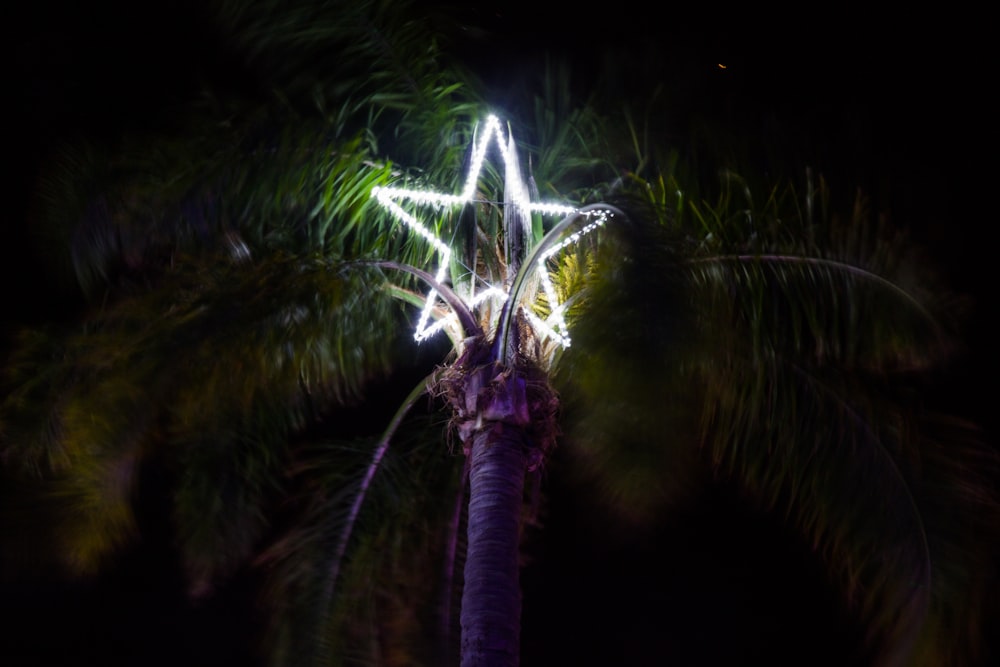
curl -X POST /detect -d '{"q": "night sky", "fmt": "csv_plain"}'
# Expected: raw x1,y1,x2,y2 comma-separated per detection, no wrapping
3,2,997,665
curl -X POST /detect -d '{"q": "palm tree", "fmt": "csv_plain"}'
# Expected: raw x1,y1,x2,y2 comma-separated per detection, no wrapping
2,2,998,666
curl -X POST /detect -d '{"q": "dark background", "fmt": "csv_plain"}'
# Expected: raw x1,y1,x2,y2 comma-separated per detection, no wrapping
2,2,996,665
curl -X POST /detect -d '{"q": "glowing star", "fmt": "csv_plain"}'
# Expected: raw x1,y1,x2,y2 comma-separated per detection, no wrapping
371,114,613,347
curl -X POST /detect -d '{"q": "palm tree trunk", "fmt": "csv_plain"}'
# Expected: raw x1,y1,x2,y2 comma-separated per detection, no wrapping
437,334,556,667
460,421,527,667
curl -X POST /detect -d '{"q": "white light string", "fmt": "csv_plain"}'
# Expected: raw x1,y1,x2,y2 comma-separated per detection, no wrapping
371,114,613,346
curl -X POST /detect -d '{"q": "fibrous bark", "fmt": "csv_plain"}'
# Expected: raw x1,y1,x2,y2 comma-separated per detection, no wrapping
434,335,558,666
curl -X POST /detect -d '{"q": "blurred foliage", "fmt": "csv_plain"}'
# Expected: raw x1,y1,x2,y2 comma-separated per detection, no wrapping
1,1,998,666
553,169,996,666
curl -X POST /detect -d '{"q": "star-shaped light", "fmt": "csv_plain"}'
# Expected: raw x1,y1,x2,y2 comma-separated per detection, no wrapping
371,114,613,347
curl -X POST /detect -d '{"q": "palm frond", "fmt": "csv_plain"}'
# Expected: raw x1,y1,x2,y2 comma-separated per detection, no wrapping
700,347,933,663
680,176,988,663
0,250,407,579
906,415,1000,667
254,405,463,667
551,214,709,520
552,168,994,664
205,0,484,161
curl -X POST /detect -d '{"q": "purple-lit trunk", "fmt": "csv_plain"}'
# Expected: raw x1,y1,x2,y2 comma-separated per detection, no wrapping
459,422,527,667
438,337,556,667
